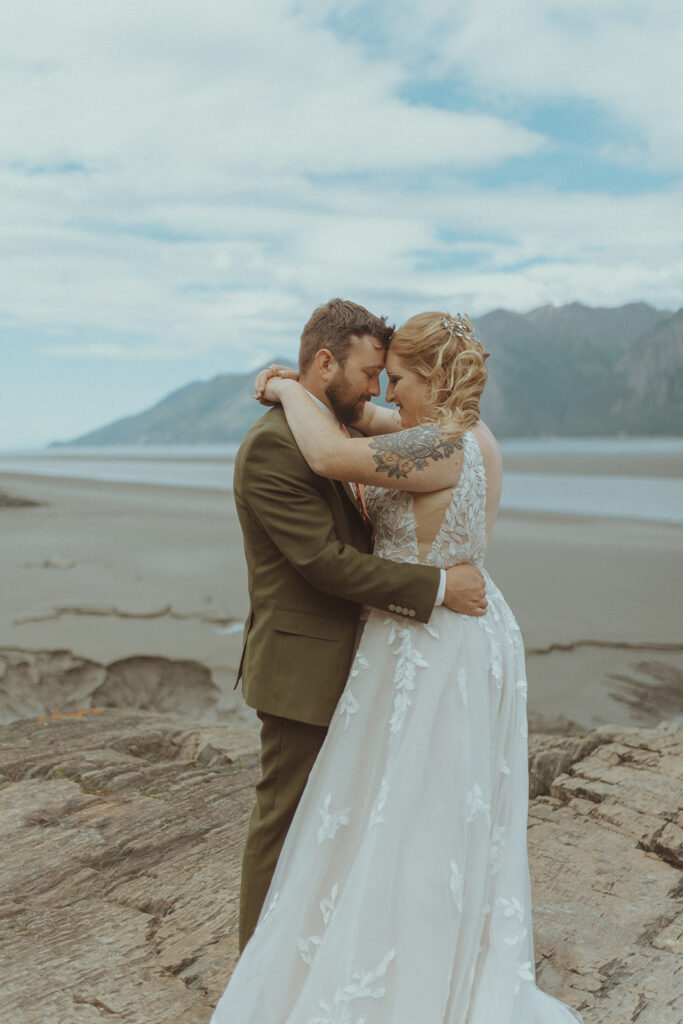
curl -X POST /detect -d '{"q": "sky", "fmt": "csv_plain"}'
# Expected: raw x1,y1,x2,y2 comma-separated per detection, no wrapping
1,0,682,448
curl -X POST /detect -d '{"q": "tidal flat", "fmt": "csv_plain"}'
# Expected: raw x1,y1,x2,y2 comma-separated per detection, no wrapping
1,469,681,732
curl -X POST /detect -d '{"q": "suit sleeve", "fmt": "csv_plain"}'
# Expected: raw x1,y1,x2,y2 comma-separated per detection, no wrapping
240,428,440,623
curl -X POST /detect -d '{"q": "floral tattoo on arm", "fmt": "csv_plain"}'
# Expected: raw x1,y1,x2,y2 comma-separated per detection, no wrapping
367,425,464,479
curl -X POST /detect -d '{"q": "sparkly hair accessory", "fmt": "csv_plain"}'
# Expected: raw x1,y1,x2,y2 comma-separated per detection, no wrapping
440,314,467,339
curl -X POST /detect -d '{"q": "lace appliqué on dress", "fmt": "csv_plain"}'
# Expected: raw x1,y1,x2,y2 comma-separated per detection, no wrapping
338,688,359,729
385,620,429,734
298,883,340,966
337,649,369,729
318,794,350,844
305,949,396,1024
449,859,464,912
466,783,491,826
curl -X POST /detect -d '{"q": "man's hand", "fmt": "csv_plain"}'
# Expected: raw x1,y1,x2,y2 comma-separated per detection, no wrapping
443,564,487,616
254,364,299,405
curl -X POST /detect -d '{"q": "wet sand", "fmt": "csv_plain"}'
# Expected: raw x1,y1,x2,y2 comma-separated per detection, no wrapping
1,471,681,733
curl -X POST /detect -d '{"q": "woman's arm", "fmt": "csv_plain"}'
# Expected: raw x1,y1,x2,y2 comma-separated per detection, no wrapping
254,364,401,436
349,402,403,436
264,377,464,493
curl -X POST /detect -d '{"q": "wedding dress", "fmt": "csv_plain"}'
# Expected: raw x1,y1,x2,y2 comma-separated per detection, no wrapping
210,431,584,1023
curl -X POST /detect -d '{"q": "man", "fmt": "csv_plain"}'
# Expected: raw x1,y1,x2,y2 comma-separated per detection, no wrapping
233,298,487,949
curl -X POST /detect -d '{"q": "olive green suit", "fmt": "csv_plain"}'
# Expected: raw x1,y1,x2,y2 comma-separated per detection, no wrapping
234,406,440,947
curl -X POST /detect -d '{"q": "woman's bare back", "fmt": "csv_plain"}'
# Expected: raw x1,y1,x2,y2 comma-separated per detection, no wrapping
410,421,502,561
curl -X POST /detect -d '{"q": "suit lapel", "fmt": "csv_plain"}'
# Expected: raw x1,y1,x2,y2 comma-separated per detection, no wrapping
330,479,373,541
340,479,360,508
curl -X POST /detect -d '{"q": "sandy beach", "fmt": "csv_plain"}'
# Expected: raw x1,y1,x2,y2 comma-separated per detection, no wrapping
1,470,681,734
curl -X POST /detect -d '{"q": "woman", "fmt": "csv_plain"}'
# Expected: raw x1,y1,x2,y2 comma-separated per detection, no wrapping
210,313,583,1023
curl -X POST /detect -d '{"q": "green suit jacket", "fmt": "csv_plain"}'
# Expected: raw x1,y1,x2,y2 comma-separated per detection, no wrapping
234,406,441,726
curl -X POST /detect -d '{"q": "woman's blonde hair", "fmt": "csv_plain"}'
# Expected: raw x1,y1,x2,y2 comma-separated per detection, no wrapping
390,312,489,439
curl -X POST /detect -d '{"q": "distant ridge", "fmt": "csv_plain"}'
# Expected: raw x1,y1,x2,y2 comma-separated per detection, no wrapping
54,304,682,445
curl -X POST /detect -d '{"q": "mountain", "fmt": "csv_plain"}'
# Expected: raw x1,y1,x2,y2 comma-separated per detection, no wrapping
54,304,681,445
477,302,676,437
56,373,270,446
51,357,294,446
612,308,683,434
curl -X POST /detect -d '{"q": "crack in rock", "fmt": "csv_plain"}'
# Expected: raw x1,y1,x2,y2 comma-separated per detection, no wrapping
73,994,123,1016
630,992,649,1022
13,605,240,628
527,639,683,656
636,908,682,949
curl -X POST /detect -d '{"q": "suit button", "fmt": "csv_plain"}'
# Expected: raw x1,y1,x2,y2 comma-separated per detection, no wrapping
402,607,409,616
408,609,416,617
388,603,396,612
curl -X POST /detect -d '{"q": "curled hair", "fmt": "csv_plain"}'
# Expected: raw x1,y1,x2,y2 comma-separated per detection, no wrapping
299,297,394,373
390,312,489,439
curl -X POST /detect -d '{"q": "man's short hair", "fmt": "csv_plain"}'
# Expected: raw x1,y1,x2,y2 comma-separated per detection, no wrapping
299,298,394,373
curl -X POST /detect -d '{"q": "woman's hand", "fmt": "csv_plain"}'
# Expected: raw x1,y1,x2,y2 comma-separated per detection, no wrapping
254,364,299,405
262,374,298,405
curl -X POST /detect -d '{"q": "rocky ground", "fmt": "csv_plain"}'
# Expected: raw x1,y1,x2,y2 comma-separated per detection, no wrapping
0,711,680,1024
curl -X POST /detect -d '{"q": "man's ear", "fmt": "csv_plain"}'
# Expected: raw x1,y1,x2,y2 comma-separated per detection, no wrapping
313,348,338,382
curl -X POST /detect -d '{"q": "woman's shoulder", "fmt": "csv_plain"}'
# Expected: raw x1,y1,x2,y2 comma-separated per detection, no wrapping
469,421,502,477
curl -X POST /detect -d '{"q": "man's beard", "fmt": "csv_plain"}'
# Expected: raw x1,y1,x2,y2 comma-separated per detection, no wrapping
325,371,370,425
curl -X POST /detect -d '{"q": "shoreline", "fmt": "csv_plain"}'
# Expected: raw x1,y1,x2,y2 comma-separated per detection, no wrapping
1,471,681,733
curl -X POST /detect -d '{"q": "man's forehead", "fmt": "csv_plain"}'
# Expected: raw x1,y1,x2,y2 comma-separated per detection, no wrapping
350,333,386,364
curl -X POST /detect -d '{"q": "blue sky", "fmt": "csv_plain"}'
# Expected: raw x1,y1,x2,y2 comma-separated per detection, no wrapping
1,0,681,448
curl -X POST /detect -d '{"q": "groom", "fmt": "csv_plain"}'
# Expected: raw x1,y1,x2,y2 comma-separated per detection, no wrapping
233,297,487,949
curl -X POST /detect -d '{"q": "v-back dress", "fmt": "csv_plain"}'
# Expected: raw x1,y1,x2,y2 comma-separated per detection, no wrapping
210,430,584,1023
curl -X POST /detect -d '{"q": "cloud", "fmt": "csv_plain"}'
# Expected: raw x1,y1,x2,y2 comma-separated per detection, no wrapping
0,0,681,447
41,343,130,359
322,0,683,172
1,1,542,175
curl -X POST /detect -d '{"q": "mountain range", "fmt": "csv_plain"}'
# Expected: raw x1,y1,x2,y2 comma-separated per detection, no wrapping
55,302,682,445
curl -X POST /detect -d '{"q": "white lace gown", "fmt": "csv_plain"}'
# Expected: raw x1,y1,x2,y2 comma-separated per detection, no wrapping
210,432,584,1024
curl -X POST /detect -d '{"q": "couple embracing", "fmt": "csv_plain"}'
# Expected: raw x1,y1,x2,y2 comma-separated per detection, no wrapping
210,299,583,1023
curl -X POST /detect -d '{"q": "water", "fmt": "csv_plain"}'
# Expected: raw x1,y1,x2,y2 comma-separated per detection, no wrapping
0,439,682,524
501,472,682,523
0,446,238,491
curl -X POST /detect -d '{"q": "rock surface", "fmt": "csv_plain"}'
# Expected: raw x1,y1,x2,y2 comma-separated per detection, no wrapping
0,648,221,725
0,711,680,1024
0,647,258,729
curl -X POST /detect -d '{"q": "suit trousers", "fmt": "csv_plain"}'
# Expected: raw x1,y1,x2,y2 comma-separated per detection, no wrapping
238,710,328,951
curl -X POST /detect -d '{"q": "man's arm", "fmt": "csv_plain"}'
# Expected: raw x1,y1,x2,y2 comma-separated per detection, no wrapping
240,428,486,619
240,428,440,622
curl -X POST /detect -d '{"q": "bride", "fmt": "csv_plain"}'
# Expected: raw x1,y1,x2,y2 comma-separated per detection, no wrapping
210,312,584,1023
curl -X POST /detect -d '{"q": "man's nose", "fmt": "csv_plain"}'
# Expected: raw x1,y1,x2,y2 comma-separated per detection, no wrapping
368,377,381,397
